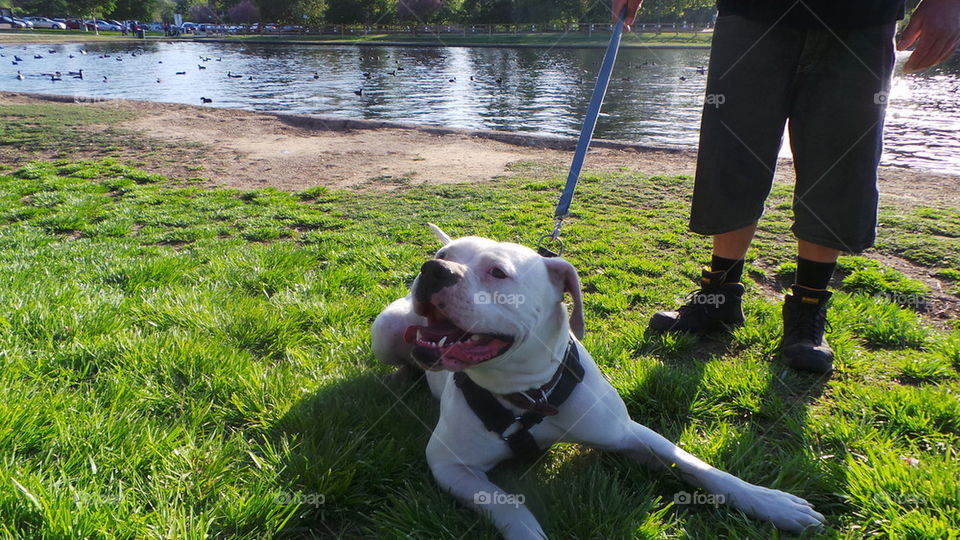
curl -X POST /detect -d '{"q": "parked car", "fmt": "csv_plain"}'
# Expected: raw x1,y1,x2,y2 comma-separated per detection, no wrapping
24,17,66,29
249,22,278,32
0,15,28,29
64,19,93,30
85,19,122,32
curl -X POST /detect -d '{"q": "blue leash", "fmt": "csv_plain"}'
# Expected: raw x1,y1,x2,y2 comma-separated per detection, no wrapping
538,8,626,258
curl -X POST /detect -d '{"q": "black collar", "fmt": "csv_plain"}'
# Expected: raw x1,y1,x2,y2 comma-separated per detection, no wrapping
453,339,585,459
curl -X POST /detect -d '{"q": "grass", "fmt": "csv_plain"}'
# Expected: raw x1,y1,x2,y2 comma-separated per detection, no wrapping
1,27,711,48
205,30,713,48
0,153,956,539
0,104,133,158
0,29,165,43
0,103,208,180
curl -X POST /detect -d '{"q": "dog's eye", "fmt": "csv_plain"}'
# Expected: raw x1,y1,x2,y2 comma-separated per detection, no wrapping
490,267,508,279
436,249,447,260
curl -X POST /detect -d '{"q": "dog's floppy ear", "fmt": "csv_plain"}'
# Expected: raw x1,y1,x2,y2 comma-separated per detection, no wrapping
427,223,452,246
543,257,585,339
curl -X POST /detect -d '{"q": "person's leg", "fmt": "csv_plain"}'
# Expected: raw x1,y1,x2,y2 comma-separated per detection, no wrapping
796,240,840,263
795,239,840,290
649,15,803,333
783,22,897,372
709,222,757,284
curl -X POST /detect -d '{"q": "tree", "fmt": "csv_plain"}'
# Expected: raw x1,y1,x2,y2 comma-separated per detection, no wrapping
511,0,579,23
12,0,70,17
459,0,511,24
109,0,162,20
257,0,325,24
396,0,442,22
189,3,216,21
67,0,118,18
227,0,257,22
638,0,714,24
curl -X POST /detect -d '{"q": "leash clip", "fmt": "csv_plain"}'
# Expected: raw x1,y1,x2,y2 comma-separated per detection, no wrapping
536,219,565,258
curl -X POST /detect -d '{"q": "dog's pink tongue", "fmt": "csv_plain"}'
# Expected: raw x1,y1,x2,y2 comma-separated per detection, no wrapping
403,325,510,369
439,336,511,366
403,325,419,345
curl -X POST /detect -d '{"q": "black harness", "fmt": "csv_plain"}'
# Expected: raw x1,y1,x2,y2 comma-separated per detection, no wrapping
453,340,585,459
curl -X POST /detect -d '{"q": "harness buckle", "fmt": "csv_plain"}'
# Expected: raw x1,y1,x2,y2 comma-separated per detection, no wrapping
500,417,527,440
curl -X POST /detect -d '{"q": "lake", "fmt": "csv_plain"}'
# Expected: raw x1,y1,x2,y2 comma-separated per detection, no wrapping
2,40,958,173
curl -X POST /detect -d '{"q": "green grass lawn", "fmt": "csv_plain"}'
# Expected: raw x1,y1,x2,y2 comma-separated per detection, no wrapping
0,29,163,43
0,27,710,48
202,30,713,48
0,154,956,538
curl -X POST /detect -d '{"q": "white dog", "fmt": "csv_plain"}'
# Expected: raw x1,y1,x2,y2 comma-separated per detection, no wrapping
371,225,825,539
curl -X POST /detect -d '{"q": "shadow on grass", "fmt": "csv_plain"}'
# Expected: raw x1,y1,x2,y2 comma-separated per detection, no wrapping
265,323,834,538
267,369,444,538
621,326,835,536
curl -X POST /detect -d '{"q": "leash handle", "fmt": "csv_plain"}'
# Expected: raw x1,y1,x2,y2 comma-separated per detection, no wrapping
553,7,626,222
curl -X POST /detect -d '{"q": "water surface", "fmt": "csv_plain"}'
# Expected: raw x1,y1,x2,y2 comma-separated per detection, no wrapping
2,41,957,173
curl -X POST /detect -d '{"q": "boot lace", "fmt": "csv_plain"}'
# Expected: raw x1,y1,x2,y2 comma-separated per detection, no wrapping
789,303,831,342
676,287,713,315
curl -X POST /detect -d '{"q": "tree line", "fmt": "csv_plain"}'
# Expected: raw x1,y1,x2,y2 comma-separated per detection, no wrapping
7,0,718,26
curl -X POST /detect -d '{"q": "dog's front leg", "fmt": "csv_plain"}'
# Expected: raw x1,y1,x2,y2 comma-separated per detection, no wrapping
615,421,825,533
427,439,545,539
372,296,422,367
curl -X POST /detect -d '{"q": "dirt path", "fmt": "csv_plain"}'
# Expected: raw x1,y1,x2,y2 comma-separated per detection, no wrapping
119,101,960,210
116,102,698,190
4,93,957,209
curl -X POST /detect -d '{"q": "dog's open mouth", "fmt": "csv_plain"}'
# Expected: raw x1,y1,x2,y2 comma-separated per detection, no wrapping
403,318,513,371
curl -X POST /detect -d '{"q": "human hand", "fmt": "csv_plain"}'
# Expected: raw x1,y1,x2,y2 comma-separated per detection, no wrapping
612,0,643,31
897,0,960,72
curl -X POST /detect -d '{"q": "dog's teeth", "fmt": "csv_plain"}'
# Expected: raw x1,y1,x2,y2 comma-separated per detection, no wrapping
438,336,448,347
469,335,481,342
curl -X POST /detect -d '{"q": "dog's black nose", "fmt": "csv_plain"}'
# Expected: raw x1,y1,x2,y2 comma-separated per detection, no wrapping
415,259,460,303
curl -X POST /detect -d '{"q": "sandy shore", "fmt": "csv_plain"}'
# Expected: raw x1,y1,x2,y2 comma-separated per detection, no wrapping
5,92,956,210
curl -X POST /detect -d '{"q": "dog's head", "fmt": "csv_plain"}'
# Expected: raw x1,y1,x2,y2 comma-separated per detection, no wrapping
403,224,584,372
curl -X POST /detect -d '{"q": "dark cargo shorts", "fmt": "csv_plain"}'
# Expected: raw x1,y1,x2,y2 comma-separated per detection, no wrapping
691,14,897,253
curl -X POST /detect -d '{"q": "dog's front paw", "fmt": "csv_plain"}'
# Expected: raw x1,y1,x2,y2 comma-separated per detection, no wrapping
728,485,826,534
381,363,424,388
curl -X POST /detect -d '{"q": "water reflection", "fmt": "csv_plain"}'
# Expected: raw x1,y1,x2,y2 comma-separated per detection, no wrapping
1,41,957,173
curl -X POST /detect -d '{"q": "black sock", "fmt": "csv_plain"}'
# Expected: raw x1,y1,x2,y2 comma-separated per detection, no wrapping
795,257,836,290
710,255,744,284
